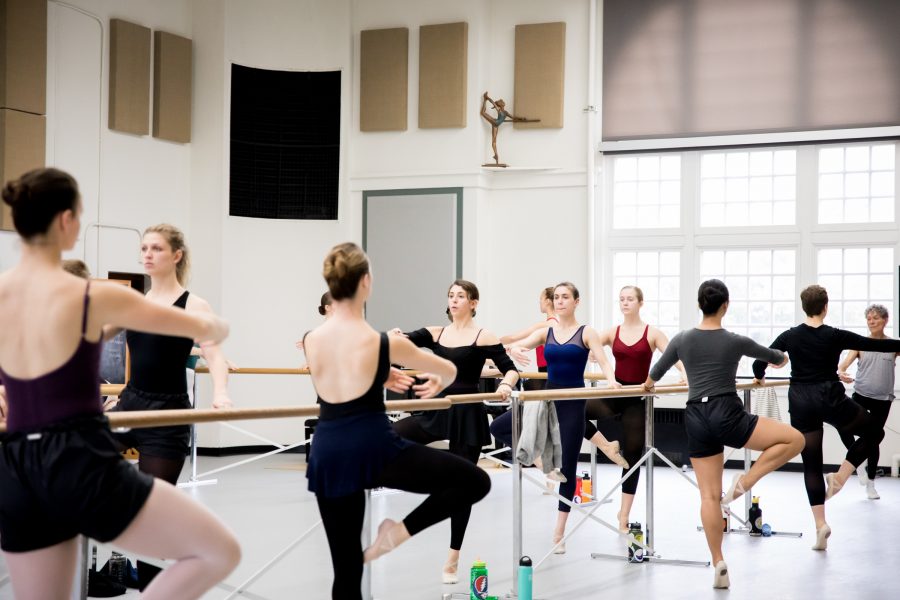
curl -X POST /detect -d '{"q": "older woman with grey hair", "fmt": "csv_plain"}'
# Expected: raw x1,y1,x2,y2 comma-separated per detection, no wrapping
838,304,899,500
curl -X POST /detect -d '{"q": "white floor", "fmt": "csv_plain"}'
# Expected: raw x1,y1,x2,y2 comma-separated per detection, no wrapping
1,454,898,599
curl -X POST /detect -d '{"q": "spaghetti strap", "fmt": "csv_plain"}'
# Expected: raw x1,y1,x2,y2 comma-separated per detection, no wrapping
473,329,483,345
614,325,621,343
642,324,649,340
436,327,446,343
80,281,91,336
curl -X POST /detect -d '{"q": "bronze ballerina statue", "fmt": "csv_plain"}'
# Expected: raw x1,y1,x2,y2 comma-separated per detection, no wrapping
480,92,539,167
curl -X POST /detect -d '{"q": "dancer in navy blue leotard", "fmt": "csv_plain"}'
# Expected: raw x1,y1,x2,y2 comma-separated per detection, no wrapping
305,243,491,600
490,282,619,553
0,168,239,599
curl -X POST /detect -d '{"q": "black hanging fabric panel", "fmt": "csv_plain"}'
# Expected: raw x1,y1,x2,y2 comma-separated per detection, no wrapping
230,64,340,220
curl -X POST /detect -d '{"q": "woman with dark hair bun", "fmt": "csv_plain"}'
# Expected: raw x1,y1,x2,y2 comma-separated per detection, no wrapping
388,279,518,584
0,168,239,598
304,244,491,599
643,279,803,589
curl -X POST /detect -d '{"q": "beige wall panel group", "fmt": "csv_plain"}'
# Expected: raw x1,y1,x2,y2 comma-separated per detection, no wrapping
418,22,467,129
0,109,45,230
153,31,192,143
360,27,408,132
0,0,47,115
514,22,566,129
109,18,151,135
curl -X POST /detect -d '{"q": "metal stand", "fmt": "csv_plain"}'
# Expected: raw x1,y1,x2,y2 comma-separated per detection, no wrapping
70,536,89,600
590,394,709,567
180,371,218,488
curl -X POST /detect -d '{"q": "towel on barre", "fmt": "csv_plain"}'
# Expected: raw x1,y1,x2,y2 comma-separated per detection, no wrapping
516,400,564,477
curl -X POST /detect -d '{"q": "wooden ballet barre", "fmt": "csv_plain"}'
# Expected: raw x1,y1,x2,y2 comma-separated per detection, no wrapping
517,380,788,402
101,384,125,396
0,399,453,433
195,367,310,375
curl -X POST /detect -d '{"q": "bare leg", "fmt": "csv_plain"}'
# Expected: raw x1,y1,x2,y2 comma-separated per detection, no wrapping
734,417,805,494
3,538,79,600
491,128,499,162
112,480,241,600
690,454,725,565
552,511,570,553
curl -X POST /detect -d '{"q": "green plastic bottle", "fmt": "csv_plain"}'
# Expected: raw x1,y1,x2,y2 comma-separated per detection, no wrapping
470,558,488,599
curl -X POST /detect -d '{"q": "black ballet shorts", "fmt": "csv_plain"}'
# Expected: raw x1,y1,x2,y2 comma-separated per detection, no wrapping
685,393,759,458
0,415,154,553
788,381,859,434
113,384,191,460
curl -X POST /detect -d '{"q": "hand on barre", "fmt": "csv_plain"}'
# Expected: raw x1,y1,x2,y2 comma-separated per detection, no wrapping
412,372,444,399
641,377,656,393
384,367,415,394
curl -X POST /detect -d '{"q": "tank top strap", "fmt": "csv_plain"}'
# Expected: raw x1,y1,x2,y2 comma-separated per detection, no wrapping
546,326,557,345
473,329,483,345
642,324,650,341
175,290,190,309
614,325,621,343
80,280,92,336
575,324,587,347
376,332,390,384
436,327,446,343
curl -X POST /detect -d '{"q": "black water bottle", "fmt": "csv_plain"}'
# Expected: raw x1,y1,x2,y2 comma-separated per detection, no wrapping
748,496,763,536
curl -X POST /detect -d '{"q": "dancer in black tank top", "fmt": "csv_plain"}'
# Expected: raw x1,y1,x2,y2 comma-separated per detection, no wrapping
307,244,490,600
107,224,234,485
390,279,518,584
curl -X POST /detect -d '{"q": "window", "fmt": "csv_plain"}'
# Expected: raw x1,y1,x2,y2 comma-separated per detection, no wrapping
818,144,895,224
612,155,680,229
700,149,796,227
817,247,895,334
611,250,680,338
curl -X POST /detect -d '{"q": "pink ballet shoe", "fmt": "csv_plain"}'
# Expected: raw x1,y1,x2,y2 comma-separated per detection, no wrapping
713,560,730,588
598,440,630,469
811,523,831,551
721,473,746,505
363,519,402,563
825,473,845,500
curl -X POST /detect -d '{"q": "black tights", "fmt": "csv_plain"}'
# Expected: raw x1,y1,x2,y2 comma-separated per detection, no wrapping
392,417,483,550
800,406,883,506
138,454,185,486
838,393,892,480
582,397,646,495
316,444,491,600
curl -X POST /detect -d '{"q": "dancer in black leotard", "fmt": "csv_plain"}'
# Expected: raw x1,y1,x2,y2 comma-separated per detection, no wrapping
752,285,900,551
305,243,490,600
107,224,234,485
491,282,619,553
390,279,518,584
0,168,239,599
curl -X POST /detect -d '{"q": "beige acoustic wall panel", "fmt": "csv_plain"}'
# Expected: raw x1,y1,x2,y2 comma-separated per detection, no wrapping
360,27,408,132
153,31,192,143
0,0,47,114
109,19,151,135
514,22,566,129
0,109,45,230
418,22,467,129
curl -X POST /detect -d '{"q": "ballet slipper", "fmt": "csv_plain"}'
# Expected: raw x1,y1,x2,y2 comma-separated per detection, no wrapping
598,440,630,469
825,473,845,500
546,468,567,482
552,532,566,554
363,519,403,563
442,559,459,584
713,560,730,589
857,463,869,486
721,473,746,505
866,481,880,500
811,523,831,551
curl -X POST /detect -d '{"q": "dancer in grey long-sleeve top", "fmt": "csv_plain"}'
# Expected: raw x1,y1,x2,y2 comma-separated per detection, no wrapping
642,280,804,590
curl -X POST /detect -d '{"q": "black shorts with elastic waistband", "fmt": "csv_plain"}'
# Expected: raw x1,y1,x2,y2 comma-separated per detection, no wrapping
0,415,154,553
685,393,759,459
788,380,859,434
113,383,191,460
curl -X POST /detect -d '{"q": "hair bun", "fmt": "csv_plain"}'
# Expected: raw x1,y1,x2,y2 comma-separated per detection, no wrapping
1,180,25,208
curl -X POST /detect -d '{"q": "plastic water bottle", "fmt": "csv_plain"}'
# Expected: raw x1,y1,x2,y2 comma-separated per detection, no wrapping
470,558,488,600
517,556,533,600
627,522,644,562
581,472,592,503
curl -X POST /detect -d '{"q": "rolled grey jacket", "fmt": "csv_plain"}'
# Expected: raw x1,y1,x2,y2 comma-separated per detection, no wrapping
516,399,563,474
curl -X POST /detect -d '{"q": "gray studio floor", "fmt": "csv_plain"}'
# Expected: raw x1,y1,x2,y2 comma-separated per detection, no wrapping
1,454,897,600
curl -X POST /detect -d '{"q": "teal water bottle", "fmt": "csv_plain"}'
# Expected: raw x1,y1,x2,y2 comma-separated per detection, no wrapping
517,556,533,600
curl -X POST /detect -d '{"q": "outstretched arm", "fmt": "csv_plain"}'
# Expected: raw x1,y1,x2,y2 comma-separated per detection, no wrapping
838,350,860,383
583,327,620,388
389,336,457,398
500,320,553,346
508,328,549,366
651,327,687,383
189,296,233,408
